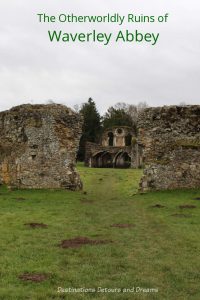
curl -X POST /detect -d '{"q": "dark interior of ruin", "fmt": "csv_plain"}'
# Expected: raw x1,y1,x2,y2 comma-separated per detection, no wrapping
92,151,131,168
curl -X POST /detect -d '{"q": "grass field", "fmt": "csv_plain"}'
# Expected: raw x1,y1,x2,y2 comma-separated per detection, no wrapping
0,164,200,300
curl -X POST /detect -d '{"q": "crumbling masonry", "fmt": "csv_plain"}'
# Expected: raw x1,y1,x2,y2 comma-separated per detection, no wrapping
0,104,83,190
1,104,199,192
138,106,200,191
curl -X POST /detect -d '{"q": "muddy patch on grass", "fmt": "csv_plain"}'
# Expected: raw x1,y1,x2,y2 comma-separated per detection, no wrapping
24,223,48,228
80,199,94,204
59,237,112,249
179,205,196,209
171,214,192,218
151,204,166,208
19,273,49,282
110,223,135,228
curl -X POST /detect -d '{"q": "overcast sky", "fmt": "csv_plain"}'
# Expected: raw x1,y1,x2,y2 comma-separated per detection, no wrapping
0,0,199,114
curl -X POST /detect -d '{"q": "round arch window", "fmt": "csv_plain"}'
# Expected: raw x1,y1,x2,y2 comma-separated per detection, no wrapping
117,128,123,134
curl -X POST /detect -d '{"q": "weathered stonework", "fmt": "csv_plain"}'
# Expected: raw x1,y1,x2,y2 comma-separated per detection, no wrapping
138,105,200,191
0,104,83,190
85,126,142,168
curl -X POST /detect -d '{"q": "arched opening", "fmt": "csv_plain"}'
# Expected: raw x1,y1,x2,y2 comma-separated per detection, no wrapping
108,132,114,146
122,152,131,168
113,151,122,168
117,128,123,134
92,151,105,167
102,152,113,168
115,152,131,168
125,134,132,146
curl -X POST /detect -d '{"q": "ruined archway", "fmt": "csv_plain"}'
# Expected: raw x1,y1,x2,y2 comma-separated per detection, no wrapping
102,152,113,168
92,151,105,168
85,126,136,168
114,151,131,168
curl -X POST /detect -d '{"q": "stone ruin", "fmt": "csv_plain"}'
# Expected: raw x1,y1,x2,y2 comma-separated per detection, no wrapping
138,105,200,191
0,103,199,193
0,104,83,190
85,126,143,168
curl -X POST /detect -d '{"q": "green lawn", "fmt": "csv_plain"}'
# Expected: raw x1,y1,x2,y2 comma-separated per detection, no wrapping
0,164,200,300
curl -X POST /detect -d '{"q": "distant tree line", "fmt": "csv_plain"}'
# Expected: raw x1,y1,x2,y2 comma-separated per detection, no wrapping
75,98,148,161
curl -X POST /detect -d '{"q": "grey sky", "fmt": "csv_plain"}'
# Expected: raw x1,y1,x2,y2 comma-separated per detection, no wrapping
0,0,199,114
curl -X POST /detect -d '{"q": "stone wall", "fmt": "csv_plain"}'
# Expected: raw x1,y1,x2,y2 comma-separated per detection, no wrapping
0,104,83,190
138,105,200,191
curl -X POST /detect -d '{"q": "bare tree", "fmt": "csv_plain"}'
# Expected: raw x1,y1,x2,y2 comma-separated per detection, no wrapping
178,101,187,106
73,104,81,112
46,99,55,104
137,101,148,112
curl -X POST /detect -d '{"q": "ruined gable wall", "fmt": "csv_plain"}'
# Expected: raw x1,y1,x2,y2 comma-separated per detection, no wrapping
101,126,134,147
138,106,200,191
0,104,83,190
